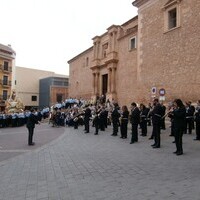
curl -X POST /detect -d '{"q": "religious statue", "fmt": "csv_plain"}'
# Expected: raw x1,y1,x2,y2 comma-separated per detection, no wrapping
5,90,24,113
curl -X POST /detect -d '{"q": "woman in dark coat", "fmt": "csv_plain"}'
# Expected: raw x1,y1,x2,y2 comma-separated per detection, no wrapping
168,99,186,155
120,105,129,139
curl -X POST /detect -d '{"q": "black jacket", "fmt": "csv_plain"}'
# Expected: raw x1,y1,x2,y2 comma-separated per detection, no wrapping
130,107,140,125
172,107,186,129
151,103,163,124
26,113,39,128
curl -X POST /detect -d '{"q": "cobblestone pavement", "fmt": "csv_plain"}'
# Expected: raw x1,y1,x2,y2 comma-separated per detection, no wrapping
0,122,200,200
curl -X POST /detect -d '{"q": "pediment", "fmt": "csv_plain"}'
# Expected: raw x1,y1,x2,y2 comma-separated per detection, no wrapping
163,0,182,9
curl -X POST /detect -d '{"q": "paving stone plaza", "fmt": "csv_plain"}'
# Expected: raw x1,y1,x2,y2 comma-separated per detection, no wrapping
0,122,200,200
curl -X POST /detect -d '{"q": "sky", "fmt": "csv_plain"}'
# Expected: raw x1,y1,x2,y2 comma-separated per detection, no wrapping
0,0,138,75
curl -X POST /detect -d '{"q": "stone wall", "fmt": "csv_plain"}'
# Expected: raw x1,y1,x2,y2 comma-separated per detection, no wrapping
137,0,200,102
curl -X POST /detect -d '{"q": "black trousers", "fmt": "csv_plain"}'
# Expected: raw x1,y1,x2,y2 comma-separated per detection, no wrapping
153,123,161,147
185,118,193,134
84,119,90,132
196,122,200,139
28,127,34,145
120,120,128,138
141,120,147,136
131,124,138,142
174,127,183,153
112,120,119,135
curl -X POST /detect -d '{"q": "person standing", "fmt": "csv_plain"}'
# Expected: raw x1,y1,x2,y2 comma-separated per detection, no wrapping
140,104,148,136
120,105,129,139
111,103,121,136
168,99,186,155
151,99,163,148
130,102,140,144
84,105,91,133
185,102,194,134
160,102,166,130
26,108,40,146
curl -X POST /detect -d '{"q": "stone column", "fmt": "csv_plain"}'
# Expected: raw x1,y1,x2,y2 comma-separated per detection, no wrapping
112,31,117,52
111,67,116,93
96,42,100,59
108,68,111,93
93,42,96,59
93,73,96,94
109,33,113,52
96,72,100,95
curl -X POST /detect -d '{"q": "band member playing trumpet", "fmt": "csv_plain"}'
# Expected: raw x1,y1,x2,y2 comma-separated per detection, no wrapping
120,105,129,139
168,99,186,155
151,99,163,148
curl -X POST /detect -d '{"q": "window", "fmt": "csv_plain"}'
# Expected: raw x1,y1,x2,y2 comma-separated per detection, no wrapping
163,0,181,32
31,96,37,101
102,43,108,58
3,90,8,100
168,8,177,29
3,76,8,85
130,37,137,50
3,61,9,71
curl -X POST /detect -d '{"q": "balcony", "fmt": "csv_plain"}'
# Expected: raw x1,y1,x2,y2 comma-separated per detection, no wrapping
0,95,8,101
0,80,12,87
104,51,118,64
0,64,12,73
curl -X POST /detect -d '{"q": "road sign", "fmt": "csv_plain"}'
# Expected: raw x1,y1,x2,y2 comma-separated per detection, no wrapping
159,88,166,96
151,87,156,95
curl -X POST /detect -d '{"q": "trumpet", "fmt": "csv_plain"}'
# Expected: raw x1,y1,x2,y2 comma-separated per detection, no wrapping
162,109,174,119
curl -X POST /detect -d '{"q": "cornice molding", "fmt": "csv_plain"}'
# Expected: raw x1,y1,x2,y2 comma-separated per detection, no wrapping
132,0,150,8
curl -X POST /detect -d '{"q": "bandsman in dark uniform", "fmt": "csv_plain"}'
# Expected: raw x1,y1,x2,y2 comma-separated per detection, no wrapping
84,105,91,133
160,102,166,130
130,102,140,144
168,99,186,155
26,108,40,146
120,105,129,139
139,104,148,136
185,101,195,134
151,99,163,148
111,103,120,136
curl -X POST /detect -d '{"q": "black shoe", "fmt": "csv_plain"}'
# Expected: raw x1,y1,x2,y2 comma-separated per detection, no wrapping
151,143,156,147
194,138,200,141
176,152,183,156
149,137,153,140
29,142,35,146
130,141,134,144
172,141,175,143
173,151,178,154
112,134,117,136
153,146,160,148
94,133,98,135
169,134,173,137
120,137,123,138
85,131,89,133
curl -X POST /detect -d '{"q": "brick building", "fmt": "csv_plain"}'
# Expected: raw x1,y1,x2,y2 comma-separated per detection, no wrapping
68,0,200,106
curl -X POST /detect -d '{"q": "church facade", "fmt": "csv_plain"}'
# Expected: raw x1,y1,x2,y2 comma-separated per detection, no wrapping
68,0,200,106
